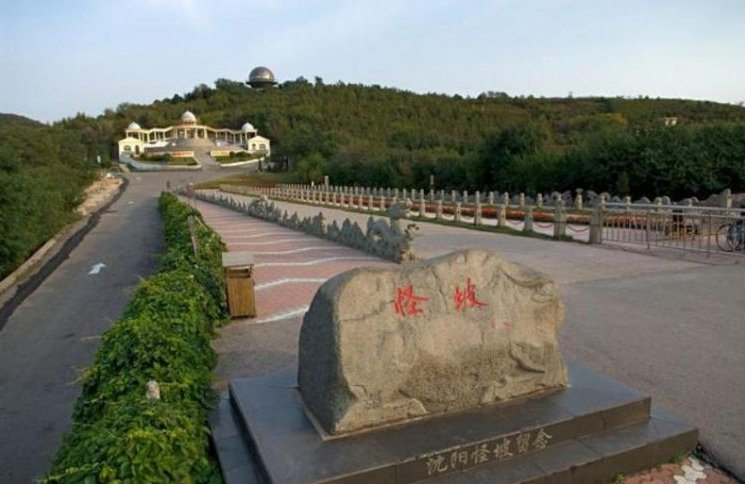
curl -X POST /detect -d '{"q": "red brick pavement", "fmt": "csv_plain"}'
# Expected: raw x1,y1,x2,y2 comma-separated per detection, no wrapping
189,199,395,327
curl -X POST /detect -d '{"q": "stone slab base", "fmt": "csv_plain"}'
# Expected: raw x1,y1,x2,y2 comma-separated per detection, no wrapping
209,359,697,483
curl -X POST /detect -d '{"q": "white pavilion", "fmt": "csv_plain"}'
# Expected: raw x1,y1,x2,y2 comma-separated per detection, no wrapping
118,111,271,157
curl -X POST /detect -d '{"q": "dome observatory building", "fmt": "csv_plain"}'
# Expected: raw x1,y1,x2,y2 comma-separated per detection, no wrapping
247,66,277,88
117,109,271,162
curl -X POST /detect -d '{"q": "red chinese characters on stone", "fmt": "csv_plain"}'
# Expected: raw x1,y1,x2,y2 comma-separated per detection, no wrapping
393,285,430,316
454,278,487,311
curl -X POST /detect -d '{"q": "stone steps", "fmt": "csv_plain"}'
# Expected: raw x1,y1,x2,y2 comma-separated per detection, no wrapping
210,360,696,483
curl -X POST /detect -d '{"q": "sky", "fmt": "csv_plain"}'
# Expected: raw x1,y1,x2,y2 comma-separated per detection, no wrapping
1,0,744,123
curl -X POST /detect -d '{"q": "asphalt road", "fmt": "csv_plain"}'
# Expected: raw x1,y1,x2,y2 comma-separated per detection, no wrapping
561,264,745,479
0,170,225,483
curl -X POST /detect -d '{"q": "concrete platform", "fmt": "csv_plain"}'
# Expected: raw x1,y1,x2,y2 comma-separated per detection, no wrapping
209,359,697,483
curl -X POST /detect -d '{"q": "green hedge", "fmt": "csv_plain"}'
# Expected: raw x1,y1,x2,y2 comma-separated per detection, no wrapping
46,192,227,483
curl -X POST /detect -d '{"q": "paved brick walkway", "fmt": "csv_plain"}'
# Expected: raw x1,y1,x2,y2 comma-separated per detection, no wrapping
189,199,396,386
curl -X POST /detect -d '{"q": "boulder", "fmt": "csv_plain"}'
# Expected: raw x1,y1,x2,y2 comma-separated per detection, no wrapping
298,250,568,435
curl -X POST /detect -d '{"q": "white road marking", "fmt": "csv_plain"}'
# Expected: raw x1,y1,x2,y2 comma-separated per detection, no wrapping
226,232,291,239
88,263,106,275
251,306,309,325
227,237,311,246
214,228,268,234
250,246,339,255
255,278,328,291
254,256,377,268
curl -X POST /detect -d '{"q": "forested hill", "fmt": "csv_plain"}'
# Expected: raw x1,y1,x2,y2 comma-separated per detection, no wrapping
0,112,99,279
0,113,44,128
106,78,745,198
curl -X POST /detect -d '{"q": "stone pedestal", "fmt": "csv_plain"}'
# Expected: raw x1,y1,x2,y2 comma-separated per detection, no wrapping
210,360,696,483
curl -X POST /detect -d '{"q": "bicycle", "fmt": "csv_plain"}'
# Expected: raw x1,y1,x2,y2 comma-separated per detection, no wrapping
716,219,745,252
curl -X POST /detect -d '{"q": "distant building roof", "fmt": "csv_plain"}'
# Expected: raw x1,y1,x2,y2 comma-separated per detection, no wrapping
181,111,197,124
247,66,277,88
127,121,141,130
241,122,255,133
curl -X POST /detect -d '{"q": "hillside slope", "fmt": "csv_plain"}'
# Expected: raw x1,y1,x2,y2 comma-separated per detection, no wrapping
102,79,745,196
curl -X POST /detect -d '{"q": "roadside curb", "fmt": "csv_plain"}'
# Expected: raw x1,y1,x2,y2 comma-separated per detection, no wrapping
0,176,130,332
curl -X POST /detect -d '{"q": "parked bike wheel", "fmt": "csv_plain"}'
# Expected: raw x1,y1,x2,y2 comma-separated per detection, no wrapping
728,220,745,251
717,223,734,251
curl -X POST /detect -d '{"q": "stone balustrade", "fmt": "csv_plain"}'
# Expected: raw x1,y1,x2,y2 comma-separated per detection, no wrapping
214,183,737,245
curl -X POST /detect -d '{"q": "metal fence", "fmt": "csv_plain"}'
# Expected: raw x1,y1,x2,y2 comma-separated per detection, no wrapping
601,203,745,257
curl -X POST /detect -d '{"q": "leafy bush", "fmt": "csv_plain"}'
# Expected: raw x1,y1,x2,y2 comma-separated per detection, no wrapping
46,192,226,483
50,398,219,483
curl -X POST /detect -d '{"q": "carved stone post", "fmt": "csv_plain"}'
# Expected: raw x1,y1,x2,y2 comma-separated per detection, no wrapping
436,200,443,220
463,191,469,204
475,191,481,204
340,193,346,207
589,204,603,244
368,195,374,211
575,193,583,210
451,190,457,203
454,202,462,223
419,199,426,218
722,188,733,208
519,193,525,209
439,190,445,201
554,201,567,240
497,204,507,228
523,206,534,233
537,193,543,208
502,192,510,206
474,203,482,225
488,192,494,205
429,189,435,202
379,196,386,211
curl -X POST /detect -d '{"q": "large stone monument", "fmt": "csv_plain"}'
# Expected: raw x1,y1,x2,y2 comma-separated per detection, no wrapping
210,250,697,483
299,250,568,435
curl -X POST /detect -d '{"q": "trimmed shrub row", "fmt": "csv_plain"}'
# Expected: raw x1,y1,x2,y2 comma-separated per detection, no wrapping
46,192,227,483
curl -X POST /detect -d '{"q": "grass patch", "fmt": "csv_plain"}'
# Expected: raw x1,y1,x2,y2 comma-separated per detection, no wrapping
134,156,198,166
194,172,291,190
213,152,260,163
